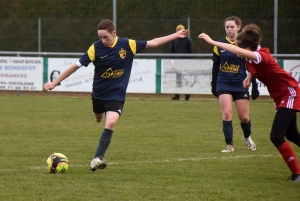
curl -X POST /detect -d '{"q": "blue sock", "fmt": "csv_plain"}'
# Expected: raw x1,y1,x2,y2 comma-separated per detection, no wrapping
223,120,233,145
241,120,251,139
94,129,113,159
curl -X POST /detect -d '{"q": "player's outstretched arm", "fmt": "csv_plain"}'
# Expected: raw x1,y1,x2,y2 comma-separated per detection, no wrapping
198,33,257,61
44,64,80,91
146,29,188,48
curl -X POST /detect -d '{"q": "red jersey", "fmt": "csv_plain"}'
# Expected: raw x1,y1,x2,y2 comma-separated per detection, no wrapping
245,46,298,99
244,46,300,110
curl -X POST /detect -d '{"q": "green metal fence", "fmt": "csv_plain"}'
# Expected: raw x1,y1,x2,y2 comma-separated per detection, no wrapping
0,0,299,54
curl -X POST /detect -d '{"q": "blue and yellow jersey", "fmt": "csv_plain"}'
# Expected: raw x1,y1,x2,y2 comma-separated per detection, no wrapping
77,36,147,101
212,36,247,92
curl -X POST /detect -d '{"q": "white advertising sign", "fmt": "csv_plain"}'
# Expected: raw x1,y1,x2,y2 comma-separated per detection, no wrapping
161,59,213,94
283,60,300,83
0,57,43,91
126,59,156,93
48,58,156,93
47,58,94,92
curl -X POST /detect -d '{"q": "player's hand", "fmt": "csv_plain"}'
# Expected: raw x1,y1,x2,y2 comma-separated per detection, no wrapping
198,33,214,45
44,82,56,91
243,77,251,88
251,88,260,100
177,29,189,38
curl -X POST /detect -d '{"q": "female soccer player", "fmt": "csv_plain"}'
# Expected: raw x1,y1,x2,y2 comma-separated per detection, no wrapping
198,23,300,182
44,19,189,172
211,16,258,153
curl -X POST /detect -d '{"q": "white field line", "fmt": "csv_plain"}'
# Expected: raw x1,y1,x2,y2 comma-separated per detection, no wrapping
0,96,273,104
130,100,273,104
0,154,281,172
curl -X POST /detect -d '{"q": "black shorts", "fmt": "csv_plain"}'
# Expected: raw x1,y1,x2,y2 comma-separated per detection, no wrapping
217,90,249,101
92,98,124,116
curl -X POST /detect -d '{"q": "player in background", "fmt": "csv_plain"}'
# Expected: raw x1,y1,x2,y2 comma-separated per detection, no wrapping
171,24,193,101
211,16,259,153
198,24,300,182
44,19,189,172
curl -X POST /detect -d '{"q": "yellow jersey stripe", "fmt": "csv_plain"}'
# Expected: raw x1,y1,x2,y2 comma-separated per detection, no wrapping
225,36,235,44
109,36,118,48
87,44,95,62
213,46,220,56
128,39,136,55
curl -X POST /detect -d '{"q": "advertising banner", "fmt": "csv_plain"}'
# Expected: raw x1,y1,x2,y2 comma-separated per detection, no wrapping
47,58,156,93
47,58,94,92
161,59,212,94
283,60,300,83
0,57,43,91
126,59,156,93
161,59,272,96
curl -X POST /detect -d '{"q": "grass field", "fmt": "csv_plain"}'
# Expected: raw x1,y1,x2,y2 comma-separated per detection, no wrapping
1,93,300,201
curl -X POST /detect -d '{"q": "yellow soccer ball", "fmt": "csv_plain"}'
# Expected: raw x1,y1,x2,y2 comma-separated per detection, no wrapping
46,153,69,173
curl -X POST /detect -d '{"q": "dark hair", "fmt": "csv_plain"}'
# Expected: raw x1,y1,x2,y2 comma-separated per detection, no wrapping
224,16,242,28
236,24,262,51
97,19,115,33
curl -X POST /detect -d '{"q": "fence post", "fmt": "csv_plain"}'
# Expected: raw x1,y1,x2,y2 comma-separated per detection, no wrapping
113,0,117,31
187,16,190,38
38,17,41,52
274,0,278,57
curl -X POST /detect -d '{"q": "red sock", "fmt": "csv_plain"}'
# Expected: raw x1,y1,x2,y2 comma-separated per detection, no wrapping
277,142,300,174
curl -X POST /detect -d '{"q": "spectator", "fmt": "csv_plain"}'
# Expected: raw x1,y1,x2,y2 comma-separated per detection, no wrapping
171,24,193,101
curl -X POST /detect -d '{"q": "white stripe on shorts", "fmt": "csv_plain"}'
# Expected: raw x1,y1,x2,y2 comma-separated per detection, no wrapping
287,86,296,109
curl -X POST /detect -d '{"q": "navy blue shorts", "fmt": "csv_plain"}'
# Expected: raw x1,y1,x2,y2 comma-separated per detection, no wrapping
217,90,249,101
92,98,124,116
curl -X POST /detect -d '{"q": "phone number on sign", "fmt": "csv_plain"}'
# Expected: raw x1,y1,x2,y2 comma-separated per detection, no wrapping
0,81,37,90
0,85,37,90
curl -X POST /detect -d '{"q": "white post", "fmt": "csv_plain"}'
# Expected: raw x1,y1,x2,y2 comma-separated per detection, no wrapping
187,16,190,38
113,0,117,31
274,0,278,55
38,17,41,52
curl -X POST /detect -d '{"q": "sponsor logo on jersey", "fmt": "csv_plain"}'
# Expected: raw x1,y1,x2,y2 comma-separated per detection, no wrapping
101,67,124,78
220,62,240,73
119,48,126,59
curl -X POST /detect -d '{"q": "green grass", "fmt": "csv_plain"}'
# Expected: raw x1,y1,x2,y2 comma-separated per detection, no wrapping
0,94,300,201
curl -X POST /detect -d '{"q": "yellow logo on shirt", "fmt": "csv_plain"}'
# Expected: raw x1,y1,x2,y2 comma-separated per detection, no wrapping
101,68,124,78
220,62,240,73
119,48,126,59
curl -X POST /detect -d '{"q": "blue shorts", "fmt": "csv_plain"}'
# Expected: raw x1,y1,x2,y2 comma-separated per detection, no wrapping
92,98,124,116
217,90,249,101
